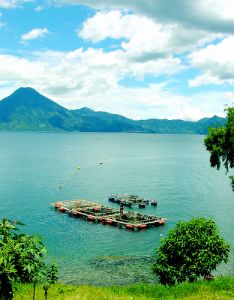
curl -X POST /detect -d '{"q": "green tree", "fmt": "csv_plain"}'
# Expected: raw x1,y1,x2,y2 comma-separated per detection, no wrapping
153,218,230,285
0,219,47,300
43,263,58,300
204,106,234,191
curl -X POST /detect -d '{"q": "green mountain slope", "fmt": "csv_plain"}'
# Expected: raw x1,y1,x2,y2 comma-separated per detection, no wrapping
0,87,71,131
0,87,226,133
137,115,226,134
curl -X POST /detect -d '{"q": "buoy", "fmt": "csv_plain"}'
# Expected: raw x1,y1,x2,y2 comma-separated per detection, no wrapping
126,224,134,230
138,224,147,229
87,215,95,221
55,202,62,208
93,207,101,211
159,218,165,225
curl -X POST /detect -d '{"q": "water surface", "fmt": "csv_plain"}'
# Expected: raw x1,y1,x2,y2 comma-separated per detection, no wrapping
0,132,233,285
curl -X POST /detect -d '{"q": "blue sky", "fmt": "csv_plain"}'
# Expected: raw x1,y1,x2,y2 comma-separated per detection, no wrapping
0,0,234,120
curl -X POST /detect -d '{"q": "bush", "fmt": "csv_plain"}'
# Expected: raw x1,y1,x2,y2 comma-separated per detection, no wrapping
0,218,56,300
153,217,230,285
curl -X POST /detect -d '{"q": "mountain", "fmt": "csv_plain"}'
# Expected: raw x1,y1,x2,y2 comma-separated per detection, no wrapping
71,107,146,132
0,87,226,133
0,88,145,132
137,115,226,135
0,87,70,131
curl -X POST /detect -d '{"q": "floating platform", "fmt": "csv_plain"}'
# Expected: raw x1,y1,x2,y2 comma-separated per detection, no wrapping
108,194,157,208
52,200,166,231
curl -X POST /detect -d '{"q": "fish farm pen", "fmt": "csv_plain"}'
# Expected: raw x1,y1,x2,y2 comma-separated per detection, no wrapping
108,194,157,208
52,200,166,231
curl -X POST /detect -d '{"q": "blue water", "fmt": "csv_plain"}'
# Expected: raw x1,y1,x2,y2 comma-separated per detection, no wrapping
0,132,233,285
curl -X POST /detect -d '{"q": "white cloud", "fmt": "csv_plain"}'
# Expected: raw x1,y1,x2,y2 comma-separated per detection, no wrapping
0,12,5,28
35,5,43,12
0,54,47,82
188,73,224,87
225,92,234,100
60,0,234,34
0,0,32,8
200,0,234,20
188,91,233,117
79,10,170,57
1,1,233,121
21,28,49,42
0,48,223,121
0,21,6,28
79,10,222,63
189,36,234,86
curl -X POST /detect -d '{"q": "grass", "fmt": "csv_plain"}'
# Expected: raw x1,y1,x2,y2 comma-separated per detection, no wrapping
13,276,234,300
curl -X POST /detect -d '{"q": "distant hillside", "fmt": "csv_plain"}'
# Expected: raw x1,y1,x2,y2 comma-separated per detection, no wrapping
137,115,226,135
0,87,226,133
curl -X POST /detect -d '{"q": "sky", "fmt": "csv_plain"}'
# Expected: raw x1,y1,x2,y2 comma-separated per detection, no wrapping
0,0,234,120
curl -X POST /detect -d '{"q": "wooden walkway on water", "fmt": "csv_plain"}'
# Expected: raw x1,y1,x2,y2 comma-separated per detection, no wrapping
51,199,166,231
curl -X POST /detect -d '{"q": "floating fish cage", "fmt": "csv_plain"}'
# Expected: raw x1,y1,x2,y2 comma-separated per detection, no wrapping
54,200,98,212
52,200,166,231
108,194,157,208
103,211,165,230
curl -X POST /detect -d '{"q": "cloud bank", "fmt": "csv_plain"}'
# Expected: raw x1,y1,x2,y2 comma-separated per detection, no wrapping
0,0,233,120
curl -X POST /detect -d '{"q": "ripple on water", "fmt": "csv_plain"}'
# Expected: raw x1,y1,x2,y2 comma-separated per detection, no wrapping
0,132,233,285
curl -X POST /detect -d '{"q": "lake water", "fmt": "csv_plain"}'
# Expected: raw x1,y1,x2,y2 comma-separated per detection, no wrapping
0,132,233,285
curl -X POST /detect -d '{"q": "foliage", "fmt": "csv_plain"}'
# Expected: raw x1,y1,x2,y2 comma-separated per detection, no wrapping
204,106,234,190
0,219,47,300
46,263,58,285
43,263,58,300
152,218,230,285
13,277,234,300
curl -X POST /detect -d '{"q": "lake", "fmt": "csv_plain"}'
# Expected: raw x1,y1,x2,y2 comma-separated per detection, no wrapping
0,132,233,285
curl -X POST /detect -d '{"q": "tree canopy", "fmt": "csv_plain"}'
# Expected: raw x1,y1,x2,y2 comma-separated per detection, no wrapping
153,218,230,285
0,219,47,300
204,106,234,191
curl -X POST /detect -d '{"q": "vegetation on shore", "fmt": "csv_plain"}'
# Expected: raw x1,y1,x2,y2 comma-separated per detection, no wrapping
13,276,234,300
1,217,231,299
0,219,57,300
153,218,230,285
205,105,234,191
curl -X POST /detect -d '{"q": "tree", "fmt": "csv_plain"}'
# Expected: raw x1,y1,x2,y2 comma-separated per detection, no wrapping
0,219,47,300
153,218,230,285
43,264,58,300
204,106,234,191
